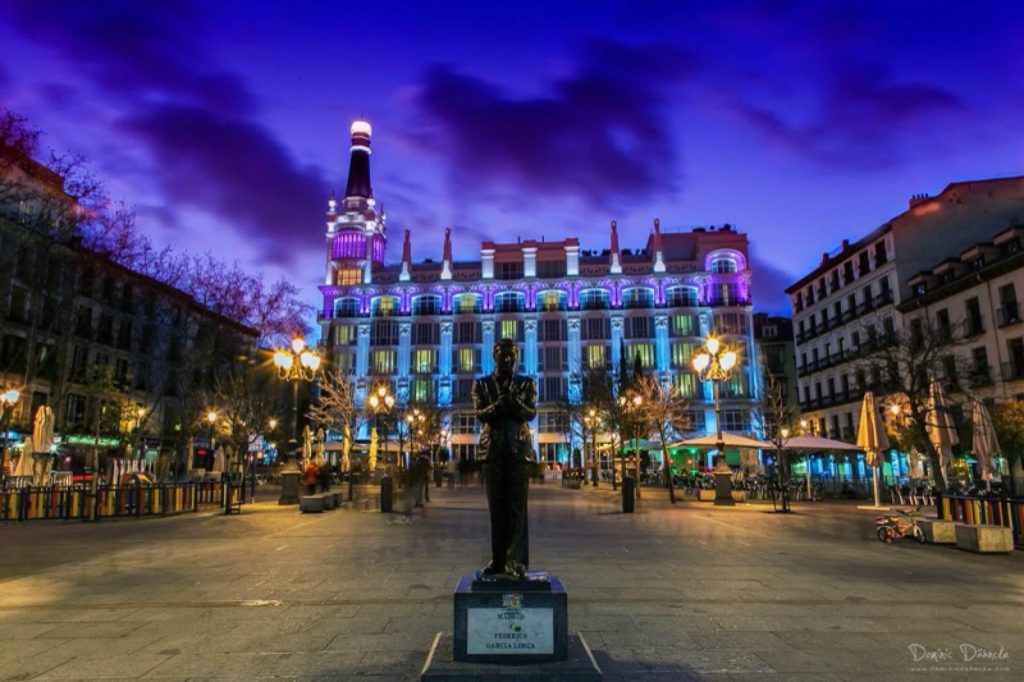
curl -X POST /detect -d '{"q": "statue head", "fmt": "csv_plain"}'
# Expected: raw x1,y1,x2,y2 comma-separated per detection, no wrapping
493,339,519,376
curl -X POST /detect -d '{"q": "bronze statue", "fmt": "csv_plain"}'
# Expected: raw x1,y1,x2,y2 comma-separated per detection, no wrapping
472,339,537,578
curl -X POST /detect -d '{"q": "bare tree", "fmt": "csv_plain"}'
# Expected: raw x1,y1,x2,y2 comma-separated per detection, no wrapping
855,313,972,490
752,364,793,512
634,374,692,503
306,367,360,437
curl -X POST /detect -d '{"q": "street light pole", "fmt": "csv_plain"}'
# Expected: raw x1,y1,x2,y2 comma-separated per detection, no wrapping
692,335,739,506
1,388,20,486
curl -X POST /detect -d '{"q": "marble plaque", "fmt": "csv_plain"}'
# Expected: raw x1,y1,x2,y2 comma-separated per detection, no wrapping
466,605,554,655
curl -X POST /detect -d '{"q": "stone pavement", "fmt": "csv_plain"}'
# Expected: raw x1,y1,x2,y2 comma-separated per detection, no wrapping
0,482,1021,681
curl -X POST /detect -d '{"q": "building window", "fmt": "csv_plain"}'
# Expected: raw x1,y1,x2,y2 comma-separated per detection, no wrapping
538,319,567,342
411,349,437,374
624,316,653,339
622,288,654,309
711,283,742,306
626,343,655,368
537,259,566,279
499,319,522,341
452,413,478,434
371,320,400,345
672,373,697,398
497,261,524,280
334,297,359,317
372,296,397,317
538,290,567,312
670,342,695,368
412,378,435,402
454,321,481,344
413,322,438,345
539,346,568,373
966,297,984,335
579,289,610,310
453,378,475,403
710,258,737,273
371,349,396,374
336,268,361,286
586,344,608,370
455,348,480,373
455,293,482,314
495,292,524,313
334,324,357,346
720,409,750,431
581,317,610,340
713,312,748,335
666,287,699,307
412,295,441,315
669,314,696,337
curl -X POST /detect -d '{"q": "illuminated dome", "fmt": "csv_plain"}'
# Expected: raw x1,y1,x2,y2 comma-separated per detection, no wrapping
350,120,372,137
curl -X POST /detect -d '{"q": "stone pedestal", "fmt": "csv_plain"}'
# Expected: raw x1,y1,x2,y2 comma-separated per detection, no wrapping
713,471,734,506
278,471,301,505
453,572,567,664
422,632,601,681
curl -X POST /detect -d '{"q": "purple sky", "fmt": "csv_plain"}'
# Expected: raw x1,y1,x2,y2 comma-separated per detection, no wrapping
2,1,1023,318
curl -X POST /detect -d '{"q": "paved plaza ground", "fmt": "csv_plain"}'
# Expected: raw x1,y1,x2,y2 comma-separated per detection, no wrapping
1,482,1021,681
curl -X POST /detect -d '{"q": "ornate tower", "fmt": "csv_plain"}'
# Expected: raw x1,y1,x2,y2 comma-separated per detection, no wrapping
325,120,387,286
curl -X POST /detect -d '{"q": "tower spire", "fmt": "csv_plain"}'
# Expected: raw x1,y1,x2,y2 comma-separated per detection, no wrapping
399,229,412,281
652,217,666,273
441,227,453,280
344,120,373,199
609,220,622,274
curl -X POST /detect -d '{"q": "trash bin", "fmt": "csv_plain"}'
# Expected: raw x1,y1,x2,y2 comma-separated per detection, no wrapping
380,475,393,513
622,476,635,514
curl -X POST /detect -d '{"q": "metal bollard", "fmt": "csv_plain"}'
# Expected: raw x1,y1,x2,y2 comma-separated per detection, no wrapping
622,476,635,514
380,475,393,513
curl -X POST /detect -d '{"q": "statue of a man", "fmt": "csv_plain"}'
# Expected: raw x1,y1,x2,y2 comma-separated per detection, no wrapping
472,339,537,578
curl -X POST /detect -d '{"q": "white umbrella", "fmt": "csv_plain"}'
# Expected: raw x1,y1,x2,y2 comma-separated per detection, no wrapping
315,430,327,465
211,446,226,473
971,400,1000,488
32,406,55,453
671,433,771,449
301,425,312,463
368,427,378,472
185,436,194,475
12,438,33,477
783,435,861,451
857,391,890,509
927,380,959,485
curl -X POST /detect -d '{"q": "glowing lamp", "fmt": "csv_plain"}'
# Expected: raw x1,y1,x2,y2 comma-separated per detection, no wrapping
385,395,395,408
369,395,379,409
206,411,217,424
269,419,278,429
290,337,306,354
781,428,790,439
299,350,317,369
800,419,809,429
890,403,900,416
706,337,720,355
351,120,372,137
1,388,19,405
692,353,711,373
720,351,738,371
273,350,293,370
632,395,642,407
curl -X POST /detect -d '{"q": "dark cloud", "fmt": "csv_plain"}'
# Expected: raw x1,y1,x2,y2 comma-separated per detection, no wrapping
5,0,253,114
749,250,795,315
412,40,698,209
123,105,327,266
729,62,962,168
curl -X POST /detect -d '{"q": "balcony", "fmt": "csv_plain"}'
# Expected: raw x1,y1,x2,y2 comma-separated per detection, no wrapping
965,319,985,337
998,303,1021,328
1001,361,1024,382
873,290,894,307
969,367,993,387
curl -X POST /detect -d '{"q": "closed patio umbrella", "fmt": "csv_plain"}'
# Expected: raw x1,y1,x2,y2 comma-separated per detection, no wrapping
971,400,1000,488
927,380,959,487
857,391,890,509
12,438,33,478
341,424,352,472
315,427,327,465
32,405,54,453
211,446,226,474
301,425,312,463
368,427,378,472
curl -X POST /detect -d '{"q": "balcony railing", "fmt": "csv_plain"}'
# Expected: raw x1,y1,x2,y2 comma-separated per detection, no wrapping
998,303,1021,327
1001,361,1024,382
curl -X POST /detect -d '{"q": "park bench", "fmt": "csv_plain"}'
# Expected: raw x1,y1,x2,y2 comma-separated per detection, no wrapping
918,518,960,544
299,495,326,513
955,524,1014,553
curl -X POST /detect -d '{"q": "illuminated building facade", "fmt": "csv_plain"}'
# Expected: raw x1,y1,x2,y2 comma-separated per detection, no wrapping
319,122,761,465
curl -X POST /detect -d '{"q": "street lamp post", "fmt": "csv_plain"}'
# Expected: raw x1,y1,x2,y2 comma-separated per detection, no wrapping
584,408,601,487
273,336,321,460
692,334,739,506
1,388,20,485
617,392,644,500
368,383,396,473
776,427,792,513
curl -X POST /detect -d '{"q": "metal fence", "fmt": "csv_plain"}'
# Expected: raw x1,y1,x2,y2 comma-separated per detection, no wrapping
936,493,1024,547
1,481,229,521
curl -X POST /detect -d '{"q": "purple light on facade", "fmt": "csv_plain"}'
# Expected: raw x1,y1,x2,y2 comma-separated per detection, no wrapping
332,231,366,260
360,292,371,315
400,289,411,314
371,234,386,263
